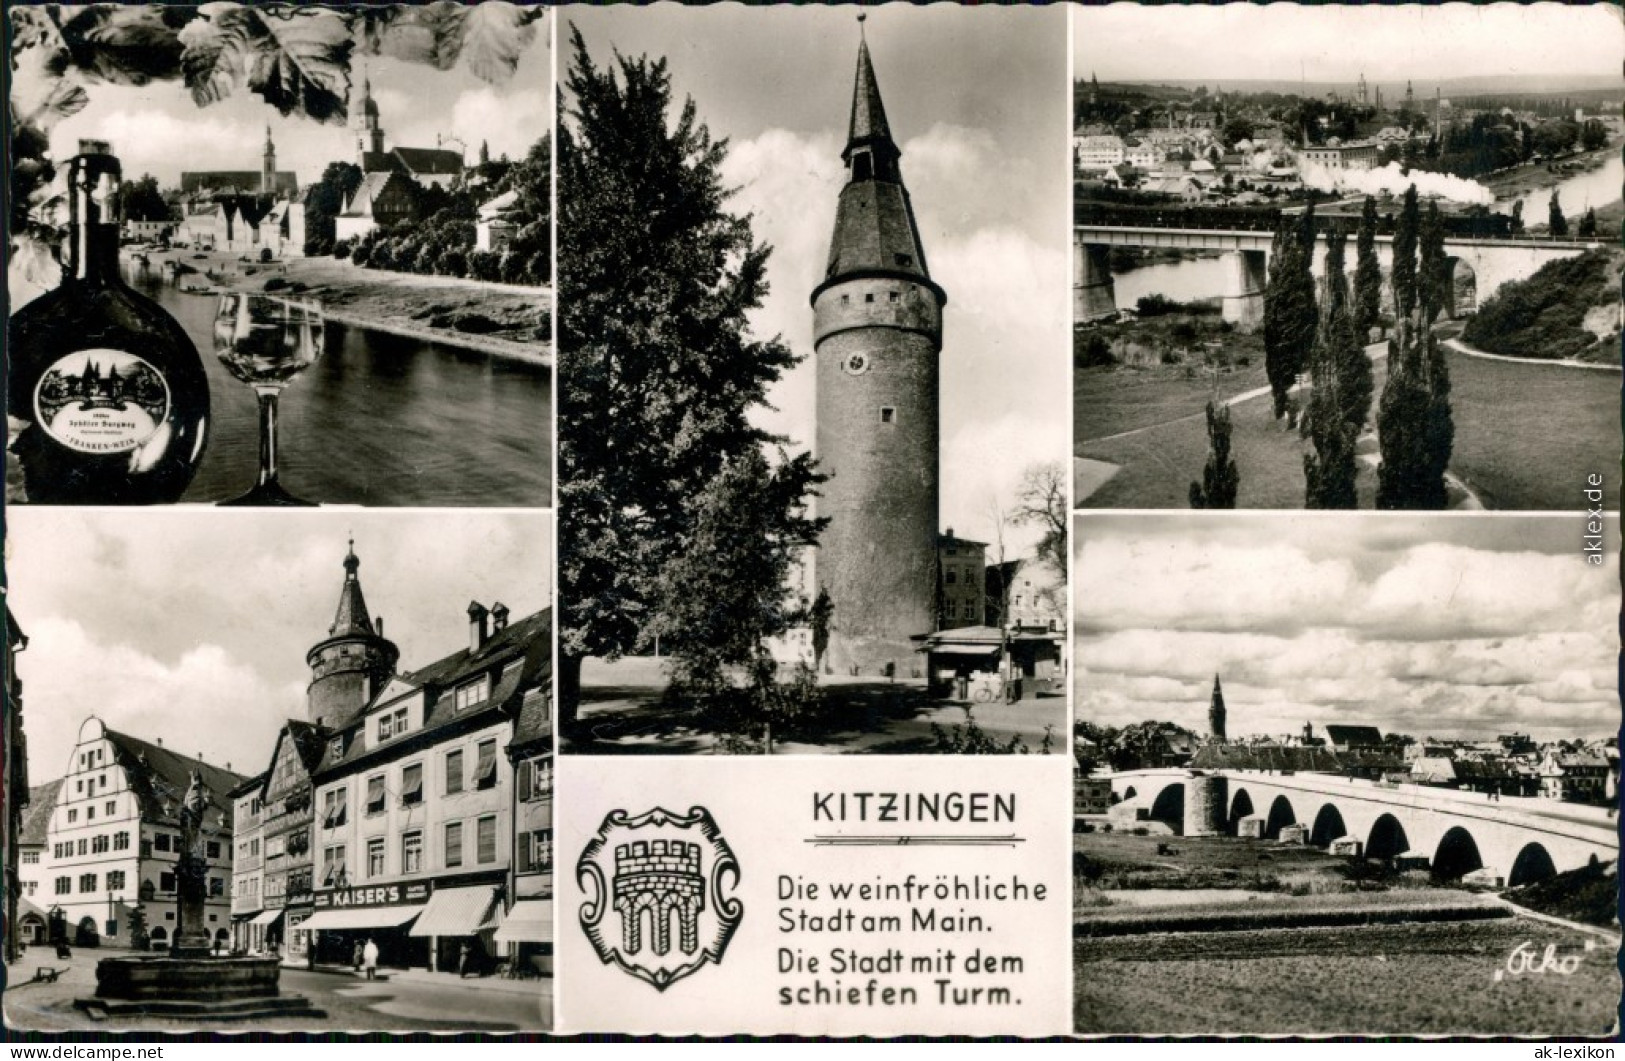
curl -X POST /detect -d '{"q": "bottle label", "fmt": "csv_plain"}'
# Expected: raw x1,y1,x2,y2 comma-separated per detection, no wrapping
33,349,170,454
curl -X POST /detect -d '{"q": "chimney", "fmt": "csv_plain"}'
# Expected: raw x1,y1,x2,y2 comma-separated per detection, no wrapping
491,602,510,634
156,738,163,747
374,616,384,638
468,601,490,652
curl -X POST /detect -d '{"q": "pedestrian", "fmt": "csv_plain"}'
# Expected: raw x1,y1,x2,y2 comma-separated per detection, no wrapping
457,941,471,978
363,937,379,981
352,940,363,972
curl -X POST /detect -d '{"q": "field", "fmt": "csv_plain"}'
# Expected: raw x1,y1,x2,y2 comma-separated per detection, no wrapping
1074,918,1618,1035
1076,339,1619,510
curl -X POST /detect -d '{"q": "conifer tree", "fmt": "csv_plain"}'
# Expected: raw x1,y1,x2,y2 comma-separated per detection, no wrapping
1303,230,1362,509
1354,195,1383,341
1261,204,1317,420
1189,400,1239,508
1548,195,1568,238
1578,207,1598,238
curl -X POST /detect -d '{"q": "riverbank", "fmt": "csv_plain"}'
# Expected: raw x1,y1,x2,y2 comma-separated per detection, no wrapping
1481,137,1622,201
127,248,553,366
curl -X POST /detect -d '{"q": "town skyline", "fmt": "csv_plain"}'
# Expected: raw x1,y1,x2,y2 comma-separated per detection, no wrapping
21,20,550,190
567,5,1068,556
1073,3,1622,85
1074,515,1619,742
6,510,552,783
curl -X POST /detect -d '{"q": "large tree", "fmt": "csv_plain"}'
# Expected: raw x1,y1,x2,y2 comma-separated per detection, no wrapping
1189,400,1239,509
556,28,823,727
1303,230,1363,509
1376,189,1454,509
1548,195,1569,238
1353,195,1383,341
1261,204,1317,420
1014,461,1068,578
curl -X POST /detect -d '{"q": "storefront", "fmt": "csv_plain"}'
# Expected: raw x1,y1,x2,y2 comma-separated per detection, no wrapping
301,881,431,970
234,907,282,955
493,898,552,977
410,884,503,975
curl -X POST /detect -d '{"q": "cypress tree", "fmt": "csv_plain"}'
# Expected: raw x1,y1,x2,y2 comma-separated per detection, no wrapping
1548,195,1568,237
1189,399,1239,509
1262,204,1318,421
1303,230,1361,509
1354,195,1383,341
1390,186,1419,319
1578,207,1598,238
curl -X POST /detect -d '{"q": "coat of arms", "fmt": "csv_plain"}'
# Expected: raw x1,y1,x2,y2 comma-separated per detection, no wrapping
577,806,743,991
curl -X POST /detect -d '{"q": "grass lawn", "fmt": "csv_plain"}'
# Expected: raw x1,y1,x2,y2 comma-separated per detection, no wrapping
1074,917,1618,1035
1445,347,1621,511
1076,360,1269,442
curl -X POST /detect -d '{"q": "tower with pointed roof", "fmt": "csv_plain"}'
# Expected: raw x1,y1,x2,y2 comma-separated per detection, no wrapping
354,73,386,163
811,23,947,677
305,541,399,729
1208,673,1227,742
261,125,277,195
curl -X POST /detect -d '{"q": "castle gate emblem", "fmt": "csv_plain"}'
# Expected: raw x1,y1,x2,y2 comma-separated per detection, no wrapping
577,806,743,991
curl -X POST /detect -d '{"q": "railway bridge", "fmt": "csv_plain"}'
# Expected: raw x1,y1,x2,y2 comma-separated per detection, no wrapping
1109,768,1617,886
1074,205,1600,330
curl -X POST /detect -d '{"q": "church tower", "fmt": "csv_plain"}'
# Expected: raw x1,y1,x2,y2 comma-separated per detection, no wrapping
811,23,946,677
305,541,399,729
261,126,277,195
354,73,386,163
1208,673,1227,742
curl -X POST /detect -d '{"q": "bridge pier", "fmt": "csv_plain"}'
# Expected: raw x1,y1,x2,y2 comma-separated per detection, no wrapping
1074,241,1117,323
1221,250,1267,333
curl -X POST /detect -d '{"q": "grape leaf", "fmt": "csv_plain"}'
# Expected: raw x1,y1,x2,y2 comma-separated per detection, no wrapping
351,1,541,85
10,43,88,132
179,4,351,123
8,7,66,56
54,5,192,86
456,2,543,86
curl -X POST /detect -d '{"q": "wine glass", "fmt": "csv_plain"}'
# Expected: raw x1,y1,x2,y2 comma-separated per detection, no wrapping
213,293,324,506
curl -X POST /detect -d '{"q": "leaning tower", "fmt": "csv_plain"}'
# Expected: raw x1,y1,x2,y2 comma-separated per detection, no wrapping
305,541,399,729
811,26,947,677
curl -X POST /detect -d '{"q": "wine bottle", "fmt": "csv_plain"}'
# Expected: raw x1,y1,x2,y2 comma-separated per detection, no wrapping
8,141,210,504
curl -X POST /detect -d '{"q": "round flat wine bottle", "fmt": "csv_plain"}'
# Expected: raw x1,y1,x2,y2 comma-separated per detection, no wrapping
8,142,210,504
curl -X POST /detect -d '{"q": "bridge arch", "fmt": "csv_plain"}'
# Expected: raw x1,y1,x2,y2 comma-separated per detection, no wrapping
1227,788,1255,835
1264,795,1297,840
1508,842,1558,887
1122,786,1138,802
1366,813,1410,862
1431,826,1484,881
1309,804,1346,848
1446,256,1477,317
1149,783,1185,831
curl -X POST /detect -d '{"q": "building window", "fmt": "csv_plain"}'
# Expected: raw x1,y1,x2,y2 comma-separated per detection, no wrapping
92,835,109,854
323,845,347,886
154,833,171,852
475,740,498,790
80,873,97,892
945,569,957,585
402,831,423,874
87,806,95,821
445,748,464,795
323,787,348,828
68,808,78,823
77,839,87,856
476,816,497,864
329,736,344,761
105,801,116,816
865,292,875,303
160,872,176,892
401,763,423,807
251,838,259,857
880,407,896,424
377,706,409,742
366,775,386,816
21,851,38,865
519,757,550,803
55,877,70,895
209,877,224,898
455,677,491,712
206,841,221,859
444,821,463,868
265,835,285,859
367,838,385,878
889,291,900,303
76,779,83,793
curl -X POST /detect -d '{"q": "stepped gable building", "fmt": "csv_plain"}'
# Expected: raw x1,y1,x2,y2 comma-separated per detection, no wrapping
40,718,244,951
812,26,948,678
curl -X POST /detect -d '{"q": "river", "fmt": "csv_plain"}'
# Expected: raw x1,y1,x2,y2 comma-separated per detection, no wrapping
1109,158,1621,311
129,263,552,507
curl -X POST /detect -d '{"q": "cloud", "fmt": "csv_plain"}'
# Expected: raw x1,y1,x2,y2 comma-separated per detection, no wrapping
51,108,260,184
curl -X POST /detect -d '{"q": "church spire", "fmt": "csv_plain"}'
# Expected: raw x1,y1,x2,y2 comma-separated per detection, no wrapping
1208,673,1227,742
845,18,894,161
330,538,375,638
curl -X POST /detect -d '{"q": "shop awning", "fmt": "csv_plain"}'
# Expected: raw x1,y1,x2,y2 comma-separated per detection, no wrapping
249,909,284,927
493,900,552,945
300,904,424,932
928,645,1001,656
409,886,499,938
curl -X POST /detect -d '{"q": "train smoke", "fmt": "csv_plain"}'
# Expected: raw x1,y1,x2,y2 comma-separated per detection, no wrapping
1298,161,1495,206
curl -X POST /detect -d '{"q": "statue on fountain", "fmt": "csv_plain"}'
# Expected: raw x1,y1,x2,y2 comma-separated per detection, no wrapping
171,771,214,957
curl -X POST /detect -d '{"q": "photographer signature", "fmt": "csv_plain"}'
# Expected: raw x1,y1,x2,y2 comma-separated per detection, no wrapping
1493,940,1593,981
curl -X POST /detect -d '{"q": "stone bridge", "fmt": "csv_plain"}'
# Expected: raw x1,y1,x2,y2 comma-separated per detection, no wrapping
1074,223,1599,331
1109,768,1617,886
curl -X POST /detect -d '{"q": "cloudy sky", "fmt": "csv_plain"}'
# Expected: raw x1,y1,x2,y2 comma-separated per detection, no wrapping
1074,514,1619,742
1075,2,1622,85
566,4,1069,556
25,8,551,187
7,510,551,786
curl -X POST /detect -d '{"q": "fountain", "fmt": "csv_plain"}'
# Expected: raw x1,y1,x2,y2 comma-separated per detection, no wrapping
75,773,324,1022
